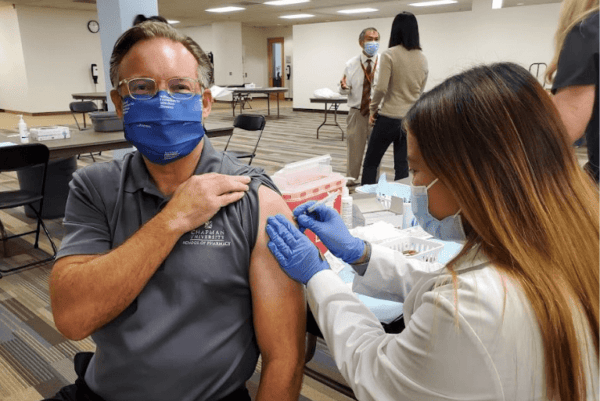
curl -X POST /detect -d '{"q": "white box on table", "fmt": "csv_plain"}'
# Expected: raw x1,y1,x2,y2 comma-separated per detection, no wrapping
353,193,405,228
30,126,70,141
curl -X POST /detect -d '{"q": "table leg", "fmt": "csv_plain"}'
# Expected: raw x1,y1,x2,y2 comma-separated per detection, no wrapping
267,95,271,116
316,102,329,139
333,103,344,141
277,95,280,118
315,101,345,140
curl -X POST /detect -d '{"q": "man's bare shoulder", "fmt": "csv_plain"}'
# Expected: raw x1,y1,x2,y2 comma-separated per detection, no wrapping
257,185,293,221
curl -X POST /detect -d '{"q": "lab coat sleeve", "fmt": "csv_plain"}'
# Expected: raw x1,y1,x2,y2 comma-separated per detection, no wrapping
306,269,504,401
351,244,444,303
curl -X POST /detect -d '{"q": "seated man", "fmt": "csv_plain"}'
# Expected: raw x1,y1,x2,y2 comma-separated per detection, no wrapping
48,16,305,401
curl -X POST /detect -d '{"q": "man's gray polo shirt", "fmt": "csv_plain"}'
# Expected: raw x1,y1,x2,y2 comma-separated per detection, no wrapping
57,138,279,401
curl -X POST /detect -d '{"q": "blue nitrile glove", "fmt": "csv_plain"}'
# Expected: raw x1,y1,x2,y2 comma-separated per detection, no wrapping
266,214,329,285
293,201,365,264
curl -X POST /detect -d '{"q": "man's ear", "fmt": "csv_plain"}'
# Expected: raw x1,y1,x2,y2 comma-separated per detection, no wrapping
202,88,213,119
110,90,124,119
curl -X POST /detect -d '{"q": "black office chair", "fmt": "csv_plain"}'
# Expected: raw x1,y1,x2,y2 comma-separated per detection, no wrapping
69,101,101,161
0,143,58,276
223,114,266,165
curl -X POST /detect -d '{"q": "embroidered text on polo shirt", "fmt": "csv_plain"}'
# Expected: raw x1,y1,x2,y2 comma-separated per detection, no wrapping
184,220,232,246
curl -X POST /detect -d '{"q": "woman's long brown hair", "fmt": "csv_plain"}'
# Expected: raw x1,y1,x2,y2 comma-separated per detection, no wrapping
404,62,599,400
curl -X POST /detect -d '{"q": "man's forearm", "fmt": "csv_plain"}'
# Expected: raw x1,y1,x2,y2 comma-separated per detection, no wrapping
256,358,304,401
50,212,183,340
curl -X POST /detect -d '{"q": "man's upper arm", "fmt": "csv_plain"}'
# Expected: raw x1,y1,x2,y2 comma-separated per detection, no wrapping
57,167,113,259
249,185,306,363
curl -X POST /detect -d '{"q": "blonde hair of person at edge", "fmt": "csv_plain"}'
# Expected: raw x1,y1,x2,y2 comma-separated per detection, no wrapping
265,62,599,401
546,0,598,81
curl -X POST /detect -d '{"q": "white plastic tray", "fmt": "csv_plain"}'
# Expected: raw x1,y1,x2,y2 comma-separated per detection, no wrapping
375,236,443,263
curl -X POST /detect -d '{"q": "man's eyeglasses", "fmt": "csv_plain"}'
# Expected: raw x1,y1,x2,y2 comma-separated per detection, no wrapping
118,77,201,100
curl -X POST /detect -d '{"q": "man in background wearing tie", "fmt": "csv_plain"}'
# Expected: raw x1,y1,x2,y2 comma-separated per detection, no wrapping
339,28,380,187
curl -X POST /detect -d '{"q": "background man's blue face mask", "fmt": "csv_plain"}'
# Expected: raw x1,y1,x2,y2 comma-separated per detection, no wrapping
363,41,379,57
122,91,205,165
410,178,467,242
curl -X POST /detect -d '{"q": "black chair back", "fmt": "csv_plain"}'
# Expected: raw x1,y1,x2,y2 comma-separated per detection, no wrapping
0,143,57,276
224,114,266,166
0,143,49,172
69,101,98,113
233,114,266,131
69,101,98,130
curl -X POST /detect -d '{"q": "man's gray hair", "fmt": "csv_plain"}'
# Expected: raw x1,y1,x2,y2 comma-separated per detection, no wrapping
359,27,379,43
109,20,214,90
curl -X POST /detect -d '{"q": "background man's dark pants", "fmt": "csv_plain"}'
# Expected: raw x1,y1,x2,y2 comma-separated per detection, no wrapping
44,352,251,401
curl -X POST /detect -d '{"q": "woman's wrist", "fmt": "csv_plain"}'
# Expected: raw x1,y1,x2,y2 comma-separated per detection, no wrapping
349,241,371,276
350,241,371,265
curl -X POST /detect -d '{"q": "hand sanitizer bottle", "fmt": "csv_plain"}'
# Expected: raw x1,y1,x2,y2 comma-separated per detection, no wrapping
18,115,29,143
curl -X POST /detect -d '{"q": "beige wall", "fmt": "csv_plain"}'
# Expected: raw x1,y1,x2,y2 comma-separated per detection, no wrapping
293,0,561,110
17,6,106,113
0,4,29,113
0,5,105,113
182,23,293,99
241,25,293,97
2,1,561,113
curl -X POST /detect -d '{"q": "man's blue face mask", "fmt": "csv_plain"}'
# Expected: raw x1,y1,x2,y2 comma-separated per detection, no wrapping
122,91,205,165
363,41,379,57
410,178,467,242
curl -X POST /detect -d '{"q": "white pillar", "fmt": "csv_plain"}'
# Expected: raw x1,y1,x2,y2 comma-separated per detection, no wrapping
96,0,159,112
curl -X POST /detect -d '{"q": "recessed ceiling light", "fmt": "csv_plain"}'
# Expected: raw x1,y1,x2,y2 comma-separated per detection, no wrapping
280,14,314,19
264,0,310,5
409,0,457,6
338,8,378,14
492,0,503,8
167,20,180,24
206,6,245,13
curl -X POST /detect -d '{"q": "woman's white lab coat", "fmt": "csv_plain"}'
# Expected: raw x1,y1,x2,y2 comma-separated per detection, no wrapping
307,245,599,401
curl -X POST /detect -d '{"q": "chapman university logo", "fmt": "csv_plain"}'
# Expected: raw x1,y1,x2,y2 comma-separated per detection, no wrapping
183,220,231,247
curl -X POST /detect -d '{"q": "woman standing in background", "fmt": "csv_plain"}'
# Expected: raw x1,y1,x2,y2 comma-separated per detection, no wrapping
546,0,599,182
361,12,428,185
